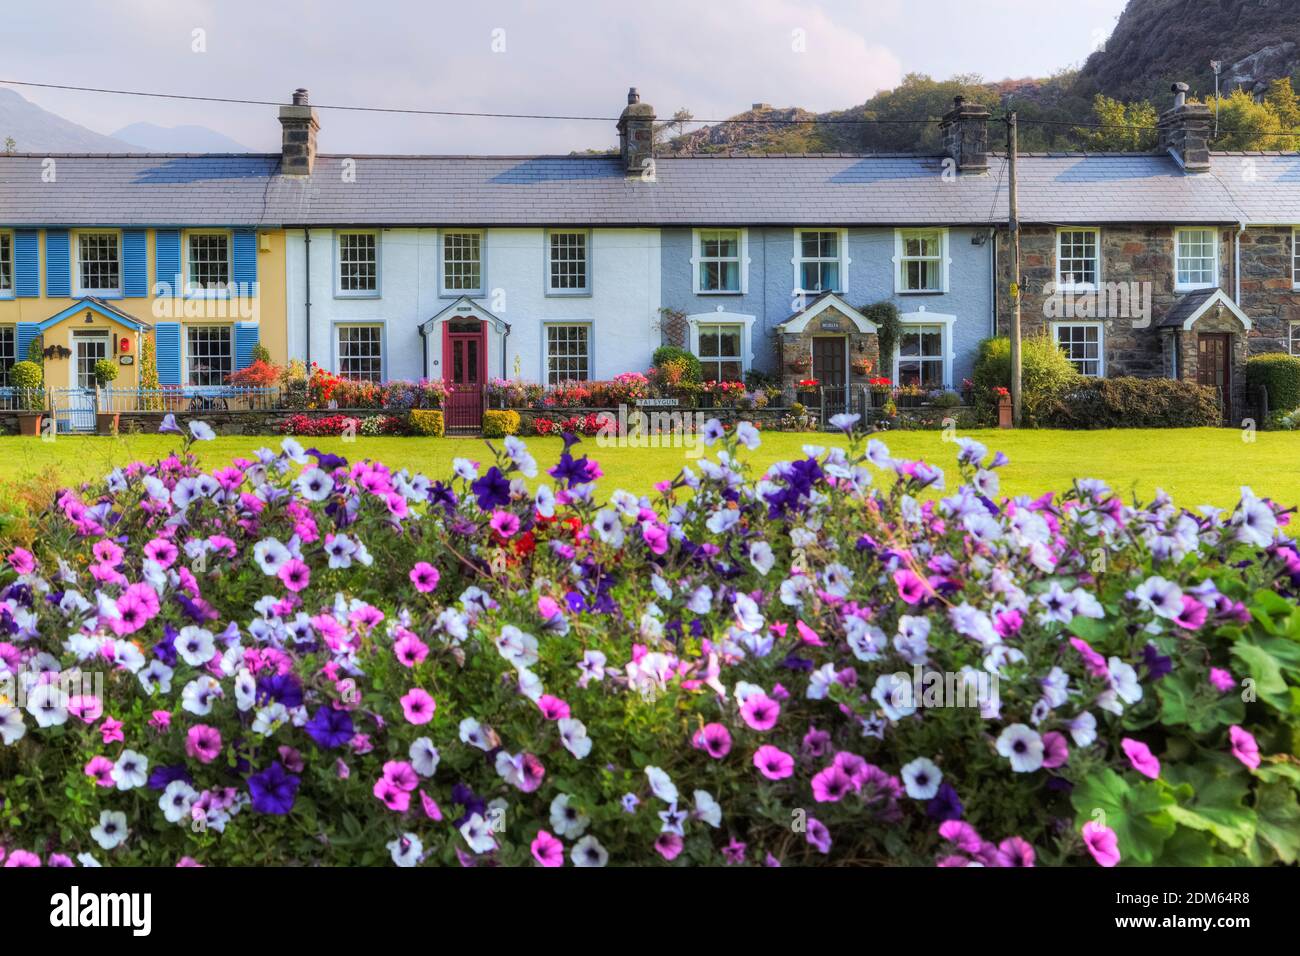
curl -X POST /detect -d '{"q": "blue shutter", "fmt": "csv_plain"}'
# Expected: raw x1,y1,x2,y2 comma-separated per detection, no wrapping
45,228,70,297
155,229,181,297
14,230,38,297
123,229,148,297
232,229,257,289
155,322,182,386
234,322,259,369
16,323,40,363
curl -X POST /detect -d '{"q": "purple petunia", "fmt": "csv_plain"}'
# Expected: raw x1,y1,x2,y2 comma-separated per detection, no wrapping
305,705,355,750
249,762,301,815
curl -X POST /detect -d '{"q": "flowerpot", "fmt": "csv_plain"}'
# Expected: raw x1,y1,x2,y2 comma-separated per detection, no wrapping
998,396,1013,429
797,390,817,407
96,412,120,437
697,393,715,409
17,412,43,437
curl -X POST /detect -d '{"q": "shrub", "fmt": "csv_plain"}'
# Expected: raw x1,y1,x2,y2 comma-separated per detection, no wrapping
280,413,362,437
227,359,281,388
1,423,1297,867
652,345,702,383
10,360,42,390
1037,378,1222,428
251,341,273,365
92,359,119,388
1246,354,1300,415
972,335,1081,425
860,302,901,367
408,409,445,437
482,409,521,438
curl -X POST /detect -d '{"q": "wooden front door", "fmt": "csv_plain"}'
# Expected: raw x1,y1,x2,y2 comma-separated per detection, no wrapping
442,319,486,432
812,337,847,415
1197,333,1231,423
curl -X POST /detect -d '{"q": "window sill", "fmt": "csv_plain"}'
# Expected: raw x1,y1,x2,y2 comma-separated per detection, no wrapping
334,291,382,300
695,290,744,296
1055,283,1098,295
185,290,232,300
897,289,944,296
440,290,484,299
76,290,123,300
545,289,592,298
1174,283,1218,294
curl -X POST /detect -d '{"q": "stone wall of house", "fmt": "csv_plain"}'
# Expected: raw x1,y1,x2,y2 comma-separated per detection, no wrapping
1238,226,1298,354
777,304,880,392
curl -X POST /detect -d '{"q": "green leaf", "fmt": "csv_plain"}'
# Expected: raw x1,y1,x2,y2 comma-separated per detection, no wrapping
1254,781,1300,864
1071,769,1176,865
1067,615,1110,643
1156,670,1244,732
1231,640,1292,712
1163,763,1256,850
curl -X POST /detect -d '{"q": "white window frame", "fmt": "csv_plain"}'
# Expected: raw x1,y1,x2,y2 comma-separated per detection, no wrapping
1052,321,1105,377
1056,227,1101,292
892,310,956,388
545,229,591,295
691,228,748,295
0,325,16,385
792,228,848,296
1293,227,1299,292
333,321,386,381
1289,321,1300,357
183,324,235,387
334,230,381,298
440,229,485,297
0,229,15,298
184,230,233,298
72,229,123,298
542,322,592,384
1174,227,1219,292
894,228,949,294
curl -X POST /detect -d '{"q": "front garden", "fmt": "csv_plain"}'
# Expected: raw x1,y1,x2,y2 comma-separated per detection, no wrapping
1,415,1299,867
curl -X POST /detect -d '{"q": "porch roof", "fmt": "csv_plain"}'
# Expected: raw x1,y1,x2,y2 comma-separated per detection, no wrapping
37,297,151,332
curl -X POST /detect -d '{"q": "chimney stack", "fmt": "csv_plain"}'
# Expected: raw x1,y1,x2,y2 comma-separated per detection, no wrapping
939,95,990,173
617,87,656,176
279,88,320,176
1158,82,1212,173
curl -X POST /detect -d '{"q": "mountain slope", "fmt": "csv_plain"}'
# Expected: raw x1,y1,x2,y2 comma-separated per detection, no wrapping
0,87,135,152
113,122,251,153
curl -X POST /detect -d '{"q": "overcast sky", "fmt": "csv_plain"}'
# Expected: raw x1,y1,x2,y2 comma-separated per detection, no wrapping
3,0,1128,154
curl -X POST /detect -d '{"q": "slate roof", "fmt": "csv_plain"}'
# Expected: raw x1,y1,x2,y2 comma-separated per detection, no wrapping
1,150,1298,227
1158,289,1219,329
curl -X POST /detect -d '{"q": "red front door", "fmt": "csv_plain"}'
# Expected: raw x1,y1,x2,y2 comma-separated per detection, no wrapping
443,319,486,432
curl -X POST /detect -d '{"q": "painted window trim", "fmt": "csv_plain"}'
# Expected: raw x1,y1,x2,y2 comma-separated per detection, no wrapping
540,320,594,384
332,320,388,382
182,323,235,386
71,228,124,299
691,228,749,295
1051,320,1106,377
791,228,849,297
1174,226,1219,293
333,229,382,299
439,229,486,298
1055,226,1102,293
0,229,13,299
686,310,757,377
184,229,234,299
544,228,593,297
892,309,956,388
1289,320,1300,357
893,228,950,295
1292,227,1299,292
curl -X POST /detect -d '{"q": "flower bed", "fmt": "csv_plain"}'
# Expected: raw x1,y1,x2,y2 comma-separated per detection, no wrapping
1,416,1298,867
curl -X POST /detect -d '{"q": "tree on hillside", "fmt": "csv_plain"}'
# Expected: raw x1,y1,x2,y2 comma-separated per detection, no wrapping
1082,94,1158,151
1214,88,1284,151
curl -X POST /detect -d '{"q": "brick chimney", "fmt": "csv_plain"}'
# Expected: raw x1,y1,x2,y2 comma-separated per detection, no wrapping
279,88,320,176
1158,82,1211,173
617,87,656,176
940,95,990,173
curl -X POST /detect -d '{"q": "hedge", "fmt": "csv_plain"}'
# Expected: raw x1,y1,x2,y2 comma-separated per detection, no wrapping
1036,377,1221,429
652,345,703,384
482,409,521,438
1246,354,1300,413
408,409,445,437
971,335,1081,425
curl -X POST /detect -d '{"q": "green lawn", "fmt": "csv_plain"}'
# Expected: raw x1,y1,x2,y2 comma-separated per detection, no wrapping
0,428,1296,514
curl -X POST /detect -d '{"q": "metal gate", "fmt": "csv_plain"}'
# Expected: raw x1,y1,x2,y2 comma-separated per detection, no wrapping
819,385,848,427
444,387,484,434
50,388,97,433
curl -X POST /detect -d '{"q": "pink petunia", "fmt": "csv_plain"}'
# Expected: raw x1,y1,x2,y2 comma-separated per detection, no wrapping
489,510,520,539
692,723,732,760
531,829,565,867
409,562,440,593
654,832,684,861
811,765,854,803
1209,668,1236,693
399,688,436,725
938,820,983,854
1228,725,1261,770
893,568,929,605
536,695,570,721
278,559,311,593
537,595,560,619
7,548,36,575
185,725,222,764
420,790,443,821
393,632,429,668
795,620,826,647
149,710,172,732
382,760,419,793
1069,637,1109,678
84,755,115,787
99,716,124,746
998,836,1036,867
1082,820,1121,867
805,816,832,854
68,695,103,724
1121,737,1161,779
753,745,795,780
641,521,669,555
739,693,781,732
1173,595,1208,631
372,778,411,813
1040,731,1070,769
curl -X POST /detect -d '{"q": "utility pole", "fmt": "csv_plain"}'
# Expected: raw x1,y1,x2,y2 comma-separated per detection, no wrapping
1008,111,1022,427
1211,60,1222,138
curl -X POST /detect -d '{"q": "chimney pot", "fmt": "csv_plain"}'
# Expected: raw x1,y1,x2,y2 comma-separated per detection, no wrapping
1158,82,1211,173
279,89,320,176
292,88,310,106
627,87,640,105
939,96,990,173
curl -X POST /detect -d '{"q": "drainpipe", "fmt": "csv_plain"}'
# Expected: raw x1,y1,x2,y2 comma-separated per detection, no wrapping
419,324,428,379
989,229,998,337
303,228,312,368
501,323,510,378
1234,220,1246,305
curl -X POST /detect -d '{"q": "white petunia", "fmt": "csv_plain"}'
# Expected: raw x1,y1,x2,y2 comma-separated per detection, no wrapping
459,813,497,854
549,793,591,838
570,835,608,867
387,832,423,867
558,717,592,759
25,682,69,728
900,757,943,799
748,541,775,576
90,810,128,850
996,723,1045,773
111,749,149,791
160,780,198,824
409,737,440,777
693,790,722,828
0,704,25,745
645,765,678,804
176,627,216,667
188,420,216,442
